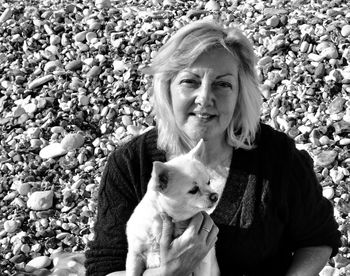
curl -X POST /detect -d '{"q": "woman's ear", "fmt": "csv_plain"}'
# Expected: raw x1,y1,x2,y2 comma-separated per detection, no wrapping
189,138,205,162
151,161,169,192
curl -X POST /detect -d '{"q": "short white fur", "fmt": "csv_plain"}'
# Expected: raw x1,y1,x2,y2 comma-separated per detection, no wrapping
125,139,223,276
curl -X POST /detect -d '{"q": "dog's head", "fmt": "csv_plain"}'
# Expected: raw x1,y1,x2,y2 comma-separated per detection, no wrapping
149,139,219,221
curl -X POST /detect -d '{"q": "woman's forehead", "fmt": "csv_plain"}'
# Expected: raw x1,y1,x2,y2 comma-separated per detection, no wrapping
178,48,239,78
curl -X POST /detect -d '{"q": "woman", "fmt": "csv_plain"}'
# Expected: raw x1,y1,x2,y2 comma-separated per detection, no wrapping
85,20,341,275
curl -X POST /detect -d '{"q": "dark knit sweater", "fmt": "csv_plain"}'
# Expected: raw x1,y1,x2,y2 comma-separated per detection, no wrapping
85,123,341,276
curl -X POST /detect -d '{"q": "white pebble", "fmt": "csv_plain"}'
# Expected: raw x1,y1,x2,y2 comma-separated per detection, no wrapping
27,190,54,211
61,133,85,151
4,220,20,233
322,186,334,200
25,256,51,272
39,143,67,159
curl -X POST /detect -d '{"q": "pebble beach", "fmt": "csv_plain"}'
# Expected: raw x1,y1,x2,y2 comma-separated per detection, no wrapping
1,0,350,274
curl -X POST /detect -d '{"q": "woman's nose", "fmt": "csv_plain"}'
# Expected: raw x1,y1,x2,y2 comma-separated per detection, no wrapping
194,83,214,106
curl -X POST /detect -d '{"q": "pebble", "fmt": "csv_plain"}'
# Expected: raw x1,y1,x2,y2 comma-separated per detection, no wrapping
323,186,334,200
320,47,338,60
39,143,67,159
17,182,32,196
60,133,85,151
74,31,87,42
328,97,346,114
28,75,54,90
27,190,54,211
4,220,20,233
0,8,12,23
95,0,111,9
86,65,102,78
341,25,350,37
65,60,83,71
205,0,220,11
266,15,279,28
113,60,127,71
44,60,62,73
314,150,338,167
319,266,340,276
25,256,51,272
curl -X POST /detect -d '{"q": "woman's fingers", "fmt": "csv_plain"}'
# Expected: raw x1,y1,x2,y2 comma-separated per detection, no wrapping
160,212,174,251
199,212,214,235
206,224,219,246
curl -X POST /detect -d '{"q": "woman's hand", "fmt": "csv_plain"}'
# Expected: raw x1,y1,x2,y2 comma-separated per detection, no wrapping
158,212,219,276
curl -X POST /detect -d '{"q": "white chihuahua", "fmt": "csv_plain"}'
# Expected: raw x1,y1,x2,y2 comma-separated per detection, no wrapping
125,139,222,276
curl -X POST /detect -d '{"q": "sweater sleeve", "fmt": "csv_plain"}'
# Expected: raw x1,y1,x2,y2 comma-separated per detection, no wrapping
84,146,139,276
285,148,341,257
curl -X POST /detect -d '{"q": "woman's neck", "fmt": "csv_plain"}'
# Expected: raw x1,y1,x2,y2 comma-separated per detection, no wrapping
202,138,233,168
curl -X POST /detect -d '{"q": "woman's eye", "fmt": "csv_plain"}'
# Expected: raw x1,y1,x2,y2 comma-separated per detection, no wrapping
180,79,198,86
188,186,199,194
215,81,232,89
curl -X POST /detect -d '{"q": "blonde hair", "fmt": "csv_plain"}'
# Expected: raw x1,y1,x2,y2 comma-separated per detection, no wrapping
143,20,262,155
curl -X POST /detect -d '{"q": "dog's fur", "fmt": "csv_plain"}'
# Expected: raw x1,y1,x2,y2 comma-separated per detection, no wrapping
126,139,222,276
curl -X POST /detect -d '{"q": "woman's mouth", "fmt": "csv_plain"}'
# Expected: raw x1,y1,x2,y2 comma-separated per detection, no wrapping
190,112,216,121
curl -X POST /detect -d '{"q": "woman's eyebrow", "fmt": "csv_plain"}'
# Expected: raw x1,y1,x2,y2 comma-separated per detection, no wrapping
216,73,234,79
179,70,200,78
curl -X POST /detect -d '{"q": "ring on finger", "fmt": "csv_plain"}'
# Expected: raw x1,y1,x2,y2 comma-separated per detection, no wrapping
201,226,211,233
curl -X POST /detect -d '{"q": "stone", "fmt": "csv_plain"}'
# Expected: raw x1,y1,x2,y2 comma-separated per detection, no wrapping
39,143,67,159
258,56,272,67
23,103,37,114
266,15,279,28
60,133,85,151
25,256,51,272
113,60,127,71
334,254,350,269
4,220,20,233
339,138,350,146
0,8,12,23
51,126,64,134
320,47,338,59
69,77,84,91
333,120,350,134
74,31,87,42
17,182,32,196
28,75,54,90
95,0,111,9
319,266,340,276
314,63,326,79
205,0,220,11
341,25,350,37
65,60,83,71
86,66,101,78
27,190,54,211
314,151,338,167
44,60,62,73
78,94,90,106
300,41,309,53
327,97,345,114
322,186,334,200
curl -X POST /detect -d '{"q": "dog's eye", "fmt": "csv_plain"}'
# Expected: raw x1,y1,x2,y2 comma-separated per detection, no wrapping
188,186,199,194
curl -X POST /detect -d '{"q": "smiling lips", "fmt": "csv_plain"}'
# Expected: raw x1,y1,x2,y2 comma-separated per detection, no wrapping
191,111,216,121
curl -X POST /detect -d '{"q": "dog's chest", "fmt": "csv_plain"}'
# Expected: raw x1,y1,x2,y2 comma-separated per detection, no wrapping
144,234,161,268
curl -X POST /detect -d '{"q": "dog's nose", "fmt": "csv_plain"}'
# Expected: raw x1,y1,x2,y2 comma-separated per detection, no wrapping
209,193,218,203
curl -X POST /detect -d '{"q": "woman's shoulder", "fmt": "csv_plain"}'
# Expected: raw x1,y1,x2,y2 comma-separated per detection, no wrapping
108,127,164,163
259,123,295,149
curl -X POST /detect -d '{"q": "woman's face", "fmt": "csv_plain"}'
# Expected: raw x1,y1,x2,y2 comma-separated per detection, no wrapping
170,47,239,144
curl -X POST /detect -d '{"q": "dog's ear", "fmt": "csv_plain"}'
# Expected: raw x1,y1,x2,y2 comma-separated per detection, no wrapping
189,138,205,162
151,161,169,192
